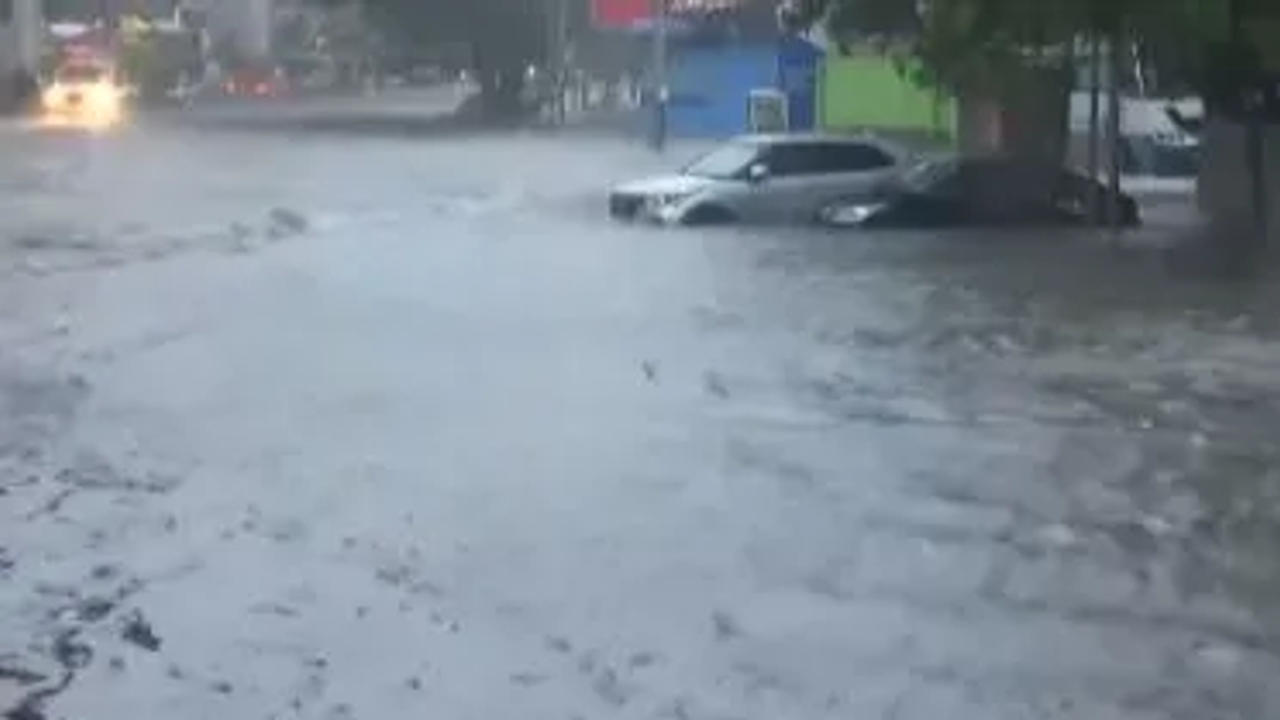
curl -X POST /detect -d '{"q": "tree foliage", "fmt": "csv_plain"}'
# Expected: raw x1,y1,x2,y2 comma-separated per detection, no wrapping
803,0,1249,93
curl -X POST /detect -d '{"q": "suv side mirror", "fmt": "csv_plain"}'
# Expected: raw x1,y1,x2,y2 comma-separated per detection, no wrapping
747,163,770,184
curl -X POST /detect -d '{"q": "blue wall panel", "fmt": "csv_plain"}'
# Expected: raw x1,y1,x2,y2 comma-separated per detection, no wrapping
667,45,776,138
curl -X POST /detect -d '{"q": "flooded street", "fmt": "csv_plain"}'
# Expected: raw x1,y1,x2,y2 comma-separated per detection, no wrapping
1,115,1278,719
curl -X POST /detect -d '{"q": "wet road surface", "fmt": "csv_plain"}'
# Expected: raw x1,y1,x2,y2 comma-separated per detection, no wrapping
2,112,1279,719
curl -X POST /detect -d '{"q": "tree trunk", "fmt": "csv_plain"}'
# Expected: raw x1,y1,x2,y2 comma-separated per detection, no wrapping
1218,0,1259,254
487,66,526,119
547,0,568,125
468,2,538,123
651,0,669,151
1230,0,1268,251
1246,103,1267,250
1087,34,1102,224
473,47,526,121
1106,31,1124,231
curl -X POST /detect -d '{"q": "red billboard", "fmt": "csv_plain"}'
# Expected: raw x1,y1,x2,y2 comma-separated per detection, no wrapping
592,0,653,28
593,0,749,28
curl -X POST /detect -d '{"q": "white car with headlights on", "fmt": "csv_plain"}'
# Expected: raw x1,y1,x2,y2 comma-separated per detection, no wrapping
41,62,128,127
608,134,908,226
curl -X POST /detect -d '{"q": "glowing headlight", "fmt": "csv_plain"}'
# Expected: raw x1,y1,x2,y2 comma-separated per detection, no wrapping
92,82,124,105
822,202,884,226
42,84,66,106
846,204,881,222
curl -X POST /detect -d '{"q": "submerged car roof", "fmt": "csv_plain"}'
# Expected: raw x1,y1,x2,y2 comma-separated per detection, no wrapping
731,132,913,160
921,154,1100,177
733,132,891,145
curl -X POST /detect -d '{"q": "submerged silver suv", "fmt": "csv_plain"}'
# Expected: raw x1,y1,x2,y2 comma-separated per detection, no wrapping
609,134,909,225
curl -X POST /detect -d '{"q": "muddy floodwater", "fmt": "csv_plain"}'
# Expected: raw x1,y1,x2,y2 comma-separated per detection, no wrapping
2,117,1278,719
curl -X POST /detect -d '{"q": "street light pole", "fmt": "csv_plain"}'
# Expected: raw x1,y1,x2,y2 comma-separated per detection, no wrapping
651,0,668,151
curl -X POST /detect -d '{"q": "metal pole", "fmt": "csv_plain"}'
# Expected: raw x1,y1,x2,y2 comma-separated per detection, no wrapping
651,0,668,151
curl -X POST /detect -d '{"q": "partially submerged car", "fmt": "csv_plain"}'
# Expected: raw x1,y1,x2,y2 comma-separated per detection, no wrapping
818,156,1141,229
609,134,909,225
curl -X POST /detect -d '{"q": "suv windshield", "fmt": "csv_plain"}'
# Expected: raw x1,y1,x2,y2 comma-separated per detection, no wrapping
55,65,106,84
683,141,761,179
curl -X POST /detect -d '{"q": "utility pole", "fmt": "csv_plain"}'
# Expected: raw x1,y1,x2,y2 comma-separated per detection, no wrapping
651,0,668,151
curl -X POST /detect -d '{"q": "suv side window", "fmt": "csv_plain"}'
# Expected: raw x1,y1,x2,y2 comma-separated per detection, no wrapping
822,142,896,173
764,143,826,177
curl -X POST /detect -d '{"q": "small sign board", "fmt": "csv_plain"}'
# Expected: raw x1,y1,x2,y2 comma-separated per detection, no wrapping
747,88,788,133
